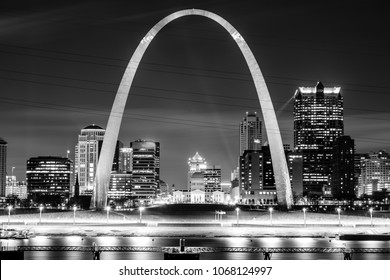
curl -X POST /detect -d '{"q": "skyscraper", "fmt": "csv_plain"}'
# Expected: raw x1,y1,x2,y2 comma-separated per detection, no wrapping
332,136,355,199
294,81,343,197
27,156,72,204
239,112,262,156
0,137,7,197
130,140,160,204
75,124,105,195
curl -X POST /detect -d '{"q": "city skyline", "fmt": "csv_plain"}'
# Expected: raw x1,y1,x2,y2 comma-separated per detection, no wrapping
1,0,389,188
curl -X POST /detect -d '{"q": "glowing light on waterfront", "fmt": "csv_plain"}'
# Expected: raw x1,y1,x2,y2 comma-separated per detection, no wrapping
106,206,111,224
73,206,77,225
337,207,341,227
369,208,373,227
7,205,12,224
39,205,44,224
269,207,273,225
302,208,306,227
236,207,240,225
139,207,145,223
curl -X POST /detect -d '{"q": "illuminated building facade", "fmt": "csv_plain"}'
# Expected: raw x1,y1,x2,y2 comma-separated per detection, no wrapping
75,125,105,195
6,176,28,199
108,172,132,200
204,165,221,201
130,140,160,204
294,81,343,197
26,156,72,203
358,151,390,196
240,150,263,204
187,152,207,190
239,150,277,205
0,138,7,197
119,147,133,172
239,112,262,156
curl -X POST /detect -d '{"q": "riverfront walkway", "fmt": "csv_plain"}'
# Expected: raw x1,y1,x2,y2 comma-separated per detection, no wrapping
1,205,389,238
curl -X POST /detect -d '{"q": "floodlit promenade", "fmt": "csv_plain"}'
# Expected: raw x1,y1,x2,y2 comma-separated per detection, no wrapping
1,205,389,238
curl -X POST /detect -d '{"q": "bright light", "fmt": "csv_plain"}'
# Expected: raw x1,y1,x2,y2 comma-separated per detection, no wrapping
337,207,341,213
106,206,111,211
236,207,239,212
39,206,44,211
302,208,306,212
139,207,145,211
269,207,273,212
369,208,373,213
73,206,77,211
7,205,12,210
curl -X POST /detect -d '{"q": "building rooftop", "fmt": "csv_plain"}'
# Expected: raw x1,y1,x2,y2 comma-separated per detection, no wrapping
83,124,104,130
0,137,7,144
295,81,341,97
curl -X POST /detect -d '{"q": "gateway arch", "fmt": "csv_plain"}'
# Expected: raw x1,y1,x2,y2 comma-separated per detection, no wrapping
92,9,293,210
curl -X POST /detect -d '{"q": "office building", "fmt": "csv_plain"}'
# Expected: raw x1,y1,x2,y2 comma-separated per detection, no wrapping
358,151,390,196
239,112,262,156
332,136,355,199
6,176,28,199
108,172,132,200
130,140,160,204
294,81,343,196
0,138,7,197
27,156,72,204
119,147,133,172
204,165,222,201
75,124,105,195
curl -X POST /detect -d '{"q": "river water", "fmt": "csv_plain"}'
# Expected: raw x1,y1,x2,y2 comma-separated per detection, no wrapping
1,236,389,260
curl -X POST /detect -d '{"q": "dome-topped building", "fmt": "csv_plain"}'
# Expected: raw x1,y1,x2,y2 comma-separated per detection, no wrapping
83,124,104,130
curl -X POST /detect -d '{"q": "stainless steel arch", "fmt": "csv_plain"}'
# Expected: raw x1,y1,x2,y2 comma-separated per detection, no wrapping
92,9,293,210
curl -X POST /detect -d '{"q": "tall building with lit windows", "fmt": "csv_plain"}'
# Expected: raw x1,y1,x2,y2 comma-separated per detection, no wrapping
119,147,133,172
0,137,7,197
294,81,343,197
26,156,72,203
239,112,262,156
75,124,105,195
358,151,390,196
130,140,160,204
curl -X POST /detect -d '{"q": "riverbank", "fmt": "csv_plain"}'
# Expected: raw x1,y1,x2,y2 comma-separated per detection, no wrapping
1,205,389,238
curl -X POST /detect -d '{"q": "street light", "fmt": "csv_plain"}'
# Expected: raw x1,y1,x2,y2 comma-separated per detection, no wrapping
7,205,12,224
139,207,145,223
39,205,44,224
302,208,307,227
269,207,273,225
73,206,77,225
337,207,341,227
236,207,240,225
106,206,111,224
369,208,373,227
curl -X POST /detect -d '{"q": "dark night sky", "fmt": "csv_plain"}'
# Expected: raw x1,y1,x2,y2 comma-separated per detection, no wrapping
1,0,389,188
